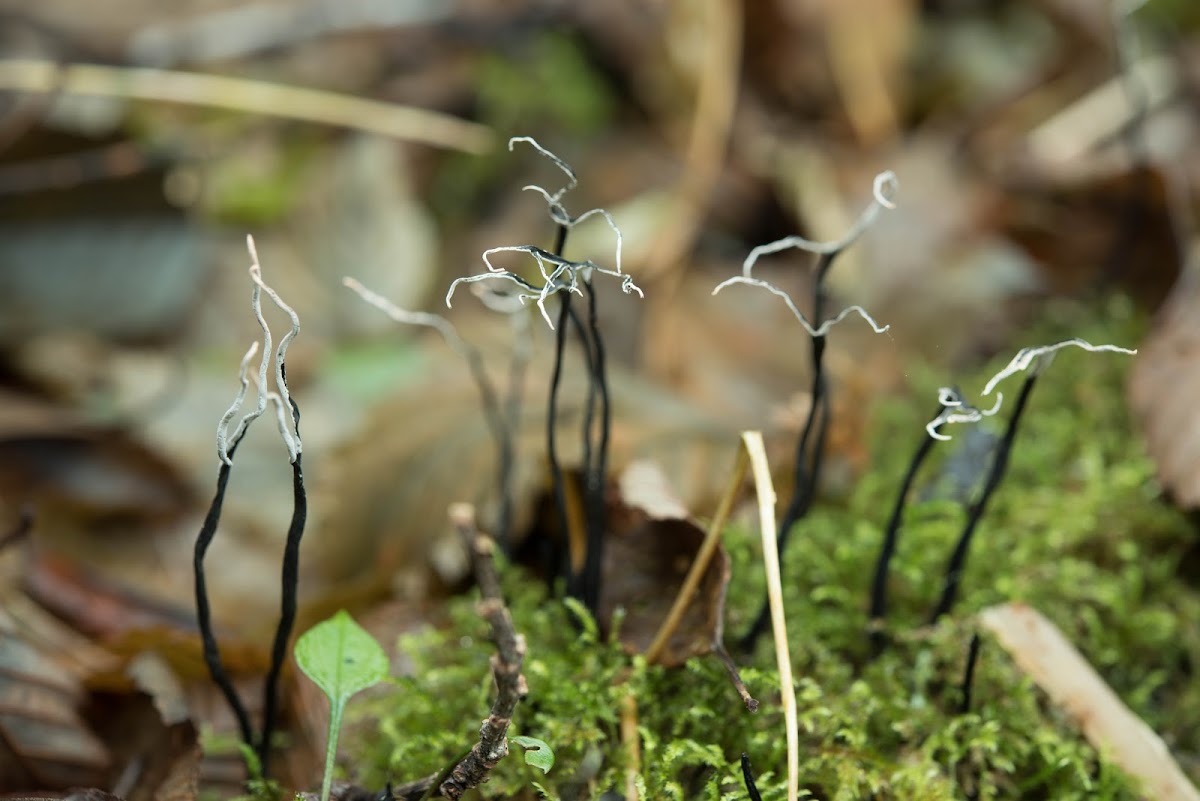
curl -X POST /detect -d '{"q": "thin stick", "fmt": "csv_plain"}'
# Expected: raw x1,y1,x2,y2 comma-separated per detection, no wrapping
440,504,529,800
0,59,491,154
645,448,748,664
740,431,797,801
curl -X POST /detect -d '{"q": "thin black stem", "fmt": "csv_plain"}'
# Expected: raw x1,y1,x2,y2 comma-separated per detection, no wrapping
544,224,571,590
959,632,982,714
581,278,610,613
560,302,596,601
929,371,1040,623
740,753,764,801
496,326,529,548
868,402,948,656
193,436,255,748
740,252,836,651
258,397,307,774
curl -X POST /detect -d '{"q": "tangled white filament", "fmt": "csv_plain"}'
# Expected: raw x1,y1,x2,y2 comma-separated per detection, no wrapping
215,235,302,464
447,136,642,329
712,171,898,337
925,339,1138,441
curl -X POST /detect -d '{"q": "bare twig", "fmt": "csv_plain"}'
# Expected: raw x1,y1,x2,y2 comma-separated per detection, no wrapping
981,603,1200,801
439,504,529,800
620,694,641,801
0,59,491,154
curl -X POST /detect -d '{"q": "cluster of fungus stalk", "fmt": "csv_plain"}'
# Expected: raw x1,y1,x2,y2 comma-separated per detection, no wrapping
193,236,307,777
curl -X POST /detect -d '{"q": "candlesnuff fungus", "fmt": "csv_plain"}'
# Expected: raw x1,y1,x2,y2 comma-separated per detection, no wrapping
194,235,307,778
715,170,898,651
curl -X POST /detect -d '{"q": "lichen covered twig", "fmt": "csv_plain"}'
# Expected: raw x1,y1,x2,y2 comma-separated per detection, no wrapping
439,503,529,800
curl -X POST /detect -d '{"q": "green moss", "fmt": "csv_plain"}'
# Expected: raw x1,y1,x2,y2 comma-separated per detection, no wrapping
342,297,1199,800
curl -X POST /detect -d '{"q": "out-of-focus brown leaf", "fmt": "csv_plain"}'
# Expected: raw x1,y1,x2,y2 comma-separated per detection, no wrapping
1129,264,1200,507
0,613,113,790
999,165,1181,308
314,343,754,606
0,427,191,525
598,461,731,667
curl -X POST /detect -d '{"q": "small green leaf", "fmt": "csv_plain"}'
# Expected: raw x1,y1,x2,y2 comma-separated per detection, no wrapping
511,736,554,774
295,610,389,705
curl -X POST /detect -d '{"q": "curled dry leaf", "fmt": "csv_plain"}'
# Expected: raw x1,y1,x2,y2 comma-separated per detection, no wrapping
1129,265,1200,507
598,461,731,667
313,351,747,605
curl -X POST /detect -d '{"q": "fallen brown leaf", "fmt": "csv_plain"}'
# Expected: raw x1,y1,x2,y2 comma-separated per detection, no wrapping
598,461,732,667
1129,263,1200,507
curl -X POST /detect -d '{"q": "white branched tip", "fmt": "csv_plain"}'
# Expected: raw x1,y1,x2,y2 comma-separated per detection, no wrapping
712,170,897,338
215,236,303,465
458,135,639,330
216,341,260,466
925,338,1138,441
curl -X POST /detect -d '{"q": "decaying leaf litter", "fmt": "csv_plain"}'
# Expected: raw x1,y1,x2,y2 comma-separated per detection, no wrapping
1,1,1200,799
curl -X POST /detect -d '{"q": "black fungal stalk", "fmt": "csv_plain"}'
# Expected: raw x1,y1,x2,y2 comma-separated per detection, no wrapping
193,239,307,780
194,436,255,747
259,392,306,776
721,171,899,653
928,369,1039,623
739,252,837,651
959,632,983,714
343,277,524,547
740,753,764,801
867,401,949,656
446,137,638,617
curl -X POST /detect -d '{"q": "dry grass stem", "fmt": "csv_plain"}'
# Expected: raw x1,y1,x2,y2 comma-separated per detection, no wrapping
741,430,798,801
0,59,492,154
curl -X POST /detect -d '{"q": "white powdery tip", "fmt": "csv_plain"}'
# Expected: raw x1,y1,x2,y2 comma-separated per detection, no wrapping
712,275,888,337
926,338,1136,440
874,171,899,210
980,339,1138,398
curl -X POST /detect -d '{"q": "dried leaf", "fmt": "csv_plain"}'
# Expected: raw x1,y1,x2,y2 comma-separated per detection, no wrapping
315,348,747,604
0,630,112,790
597,461,732,667
1129,264,1200,506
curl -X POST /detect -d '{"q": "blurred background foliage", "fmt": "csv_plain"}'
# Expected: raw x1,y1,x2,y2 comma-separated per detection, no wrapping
2,0,1200,796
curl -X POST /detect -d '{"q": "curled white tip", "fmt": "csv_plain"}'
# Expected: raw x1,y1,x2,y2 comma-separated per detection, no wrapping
874,171,899,210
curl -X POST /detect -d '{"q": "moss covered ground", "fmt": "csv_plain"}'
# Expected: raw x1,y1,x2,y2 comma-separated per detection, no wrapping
344,297,1200,800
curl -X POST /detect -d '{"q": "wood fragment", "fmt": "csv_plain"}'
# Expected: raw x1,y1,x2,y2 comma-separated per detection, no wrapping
980,602,1200,801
